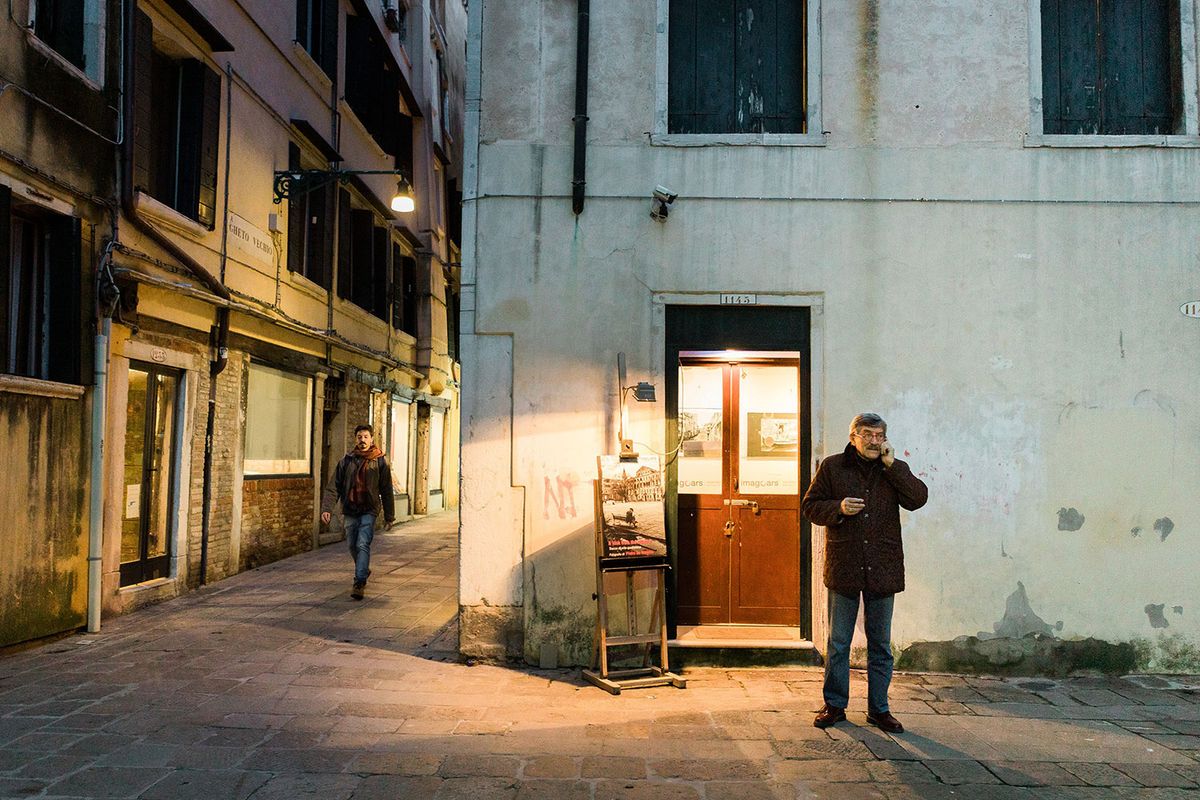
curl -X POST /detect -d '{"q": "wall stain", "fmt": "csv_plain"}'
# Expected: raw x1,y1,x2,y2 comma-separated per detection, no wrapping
857,0,879,139
1131,526,1142,538
1057,507,1085,531
1173,606,1184,615
979,581,1062,640
1154,517,1174,541
1145,604,1170,628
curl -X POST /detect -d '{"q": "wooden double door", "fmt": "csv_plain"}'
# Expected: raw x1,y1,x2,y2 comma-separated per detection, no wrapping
675,356,802,625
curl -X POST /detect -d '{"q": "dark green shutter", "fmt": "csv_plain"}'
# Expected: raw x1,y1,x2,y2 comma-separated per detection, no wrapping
372,226,389,320
350,209,374,311
131,10,155,194
1102,0,1179,134
336,189,352,299
0,185,11,367
391,243,404,330
296,0,309,47
287,143,304,275
316,184,334,289
402,255,417,337
196,65,222,228
46,216,81,384
320,0,339,82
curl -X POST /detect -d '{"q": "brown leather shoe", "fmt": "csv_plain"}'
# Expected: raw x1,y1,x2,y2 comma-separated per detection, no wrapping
350,582,365,600
813,704,846,729
866,711,904,733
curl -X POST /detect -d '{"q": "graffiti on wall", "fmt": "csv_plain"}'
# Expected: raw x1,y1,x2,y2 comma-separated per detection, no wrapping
543,471,580,520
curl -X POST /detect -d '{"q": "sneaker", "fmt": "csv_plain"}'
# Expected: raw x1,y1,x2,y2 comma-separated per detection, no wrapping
813,704,846,729
350,582,365,600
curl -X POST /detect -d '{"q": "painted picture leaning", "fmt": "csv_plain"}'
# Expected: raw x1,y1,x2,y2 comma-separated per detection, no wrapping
597,455,667,563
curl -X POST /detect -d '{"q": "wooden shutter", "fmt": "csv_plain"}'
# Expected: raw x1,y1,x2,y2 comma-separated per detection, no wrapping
287,144,305,275
320,0,339,82
402,255,417,337
296,0,309,48
391,243,405,330
317,183,334,289
1101,0,1179,134
0,185,10,367
350,209,375,312
669,0,736,133
372,226,389,320
196,65,222,228
131,10,155,194
46,216,81,384
337,189,352,299
396,114,414,182
1042,0,1100,134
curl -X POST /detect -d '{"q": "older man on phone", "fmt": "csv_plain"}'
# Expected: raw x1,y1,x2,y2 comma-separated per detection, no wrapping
801,413,928,733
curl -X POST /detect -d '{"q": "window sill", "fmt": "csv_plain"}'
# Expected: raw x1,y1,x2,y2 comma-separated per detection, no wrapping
289,271,329,301
291,41,334,94
0,375,85,399
649,132,827,147
338,99,392,163
118,577,173,594
25,30,103,90
134,191,210,239
1024,134,1200,149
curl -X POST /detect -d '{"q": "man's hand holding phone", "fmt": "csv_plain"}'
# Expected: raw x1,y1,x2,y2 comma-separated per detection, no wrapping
840,497,866,516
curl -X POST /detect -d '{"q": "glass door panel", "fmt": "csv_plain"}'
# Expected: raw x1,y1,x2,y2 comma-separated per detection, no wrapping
120,364,179,586
736,365,799,495
677,364,724,495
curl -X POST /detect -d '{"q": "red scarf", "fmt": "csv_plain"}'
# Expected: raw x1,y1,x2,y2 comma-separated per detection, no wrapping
347,445,384,510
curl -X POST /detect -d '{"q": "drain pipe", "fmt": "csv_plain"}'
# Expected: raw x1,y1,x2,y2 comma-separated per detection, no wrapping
571,0,589,215
87,313,111,632
121,0,230,586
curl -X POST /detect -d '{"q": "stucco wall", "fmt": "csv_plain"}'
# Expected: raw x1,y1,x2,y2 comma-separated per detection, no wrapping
463,0,1200,670
0,392,89,646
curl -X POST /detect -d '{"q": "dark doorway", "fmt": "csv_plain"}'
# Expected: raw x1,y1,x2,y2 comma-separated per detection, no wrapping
665,305,812,636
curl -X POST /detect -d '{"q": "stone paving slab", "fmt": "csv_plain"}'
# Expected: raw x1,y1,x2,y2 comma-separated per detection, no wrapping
2,512,1200,800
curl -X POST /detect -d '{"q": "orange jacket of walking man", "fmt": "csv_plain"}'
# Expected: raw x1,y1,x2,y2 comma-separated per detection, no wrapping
801,413,927,734
321,425,395,600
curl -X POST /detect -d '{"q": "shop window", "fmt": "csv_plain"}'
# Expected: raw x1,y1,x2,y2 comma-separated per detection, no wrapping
131,10,221,228
1041,0,1183,135
286,143,333,288
428,407,445,493
243,363,313,475
296,0,339,80
30,0,105,83
668,0,806,134
389,399,411,494
0,186,82,384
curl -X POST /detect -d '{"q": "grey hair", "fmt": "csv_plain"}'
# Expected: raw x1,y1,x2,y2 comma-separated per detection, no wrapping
849,413,887,435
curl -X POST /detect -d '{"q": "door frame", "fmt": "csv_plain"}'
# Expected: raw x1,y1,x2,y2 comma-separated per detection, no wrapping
661,299,824,642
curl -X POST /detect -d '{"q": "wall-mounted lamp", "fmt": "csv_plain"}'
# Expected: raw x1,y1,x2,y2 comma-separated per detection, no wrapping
649,184,677,222
617,352,657,458
273,169,415,214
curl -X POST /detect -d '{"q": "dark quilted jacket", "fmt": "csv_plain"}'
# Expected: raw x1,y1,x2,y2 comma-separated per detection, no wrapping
801,442,928,595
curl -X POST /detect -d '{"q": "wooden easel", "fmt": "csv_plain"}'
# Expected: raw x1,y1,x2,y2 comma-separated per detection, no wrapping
582,480,686,695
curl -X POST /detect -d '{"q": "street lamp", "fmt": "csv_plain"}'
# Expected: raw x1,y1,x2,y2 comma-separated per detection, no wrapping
617,352,656,459
273,169,415,213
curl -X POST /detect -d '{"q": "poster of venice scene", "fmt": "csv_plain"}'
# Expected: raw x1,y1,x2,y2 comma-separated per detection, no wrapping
598,455,667,560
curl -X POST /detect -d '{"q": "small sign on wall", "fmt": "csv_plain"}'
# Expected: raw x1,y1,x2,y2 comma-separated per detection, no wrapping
1182,301,1200,318
720,293,757,305
227,212,275,268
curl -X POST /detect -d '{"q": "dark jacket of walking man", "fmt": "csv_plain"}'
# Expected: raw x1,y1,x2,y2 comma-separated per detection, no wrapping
321,425,395,600
801,413,928,734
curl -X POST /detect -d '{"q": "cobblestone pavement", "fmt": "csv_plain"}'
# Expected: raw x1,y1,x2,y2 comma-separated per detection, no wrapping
2,512,1200,799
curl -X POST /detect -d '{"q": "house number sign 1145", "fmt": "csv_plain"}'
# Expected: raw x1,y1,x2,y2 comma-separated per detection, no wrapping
720,293,757,305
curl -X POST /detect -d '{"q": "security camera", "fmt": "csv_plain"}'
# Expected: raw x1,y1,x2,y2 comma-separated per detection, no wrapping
650,185,677,222
652,185,677,204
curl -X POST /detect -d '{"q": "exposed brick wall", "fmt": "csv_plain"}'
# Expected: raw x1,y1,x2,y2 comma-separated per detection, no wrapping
343,380,372,451
239,477,315,570
185,352,242,587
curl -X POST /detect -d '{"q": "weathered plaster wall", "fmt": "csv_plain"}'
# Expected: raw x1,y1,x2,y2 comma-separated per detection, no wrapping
463,0,1200,670
0,394,88,646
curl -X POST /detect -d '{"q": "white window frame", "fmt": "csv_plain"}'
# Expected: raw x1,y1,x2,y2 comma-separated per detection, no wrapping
428,406,446,493
1025,0,1200,147
651,0,825,147
389,397,413,494
243,363,314,476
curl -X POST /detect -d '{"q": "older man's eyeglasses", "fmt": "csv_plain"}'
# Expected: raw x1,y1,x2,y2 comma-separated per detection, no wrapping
854,430,887,443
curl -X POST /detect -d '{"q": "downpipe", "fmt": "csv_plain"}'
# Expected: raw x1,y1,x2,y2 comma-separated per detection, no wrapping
86,316,111,632
571,0,589,215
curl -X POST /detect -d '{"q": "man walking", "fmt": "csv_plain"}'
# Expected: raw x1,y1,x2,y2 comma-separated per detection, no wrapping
801,413,928,733
321,424,395,600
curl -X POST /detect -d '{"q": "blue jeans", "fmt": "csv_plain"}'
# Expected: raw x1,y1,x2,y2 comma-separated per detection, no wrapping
824,590,895,715
344,513,376,585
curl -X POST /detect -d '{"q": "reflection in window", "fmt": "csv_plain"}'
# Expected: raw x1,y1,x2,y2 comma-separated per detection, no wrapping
243,364,313,475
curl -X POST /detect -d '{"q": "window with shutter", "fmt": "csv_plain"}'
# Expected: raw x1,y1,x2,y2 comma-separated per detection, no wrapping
668,0,806,135
32,0,85,71
1041,0,1183,135
286,143,334,290
1,187,83,384
134,12,223,228
296,0,339,81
